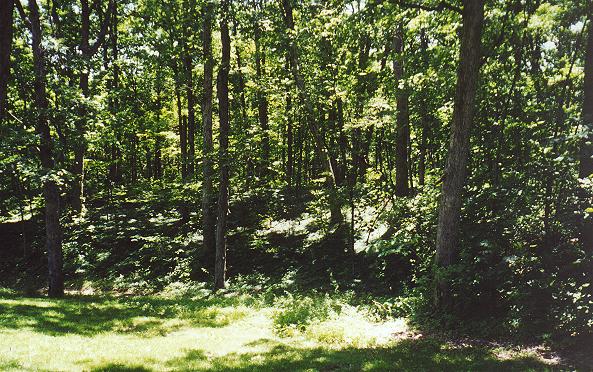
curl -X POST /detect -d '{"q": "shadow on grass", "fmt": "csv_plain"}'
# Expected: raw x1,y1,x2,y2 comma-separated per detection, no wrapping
0,291,247,336
0,359,24,371
88,338,551,371
90,364,153,372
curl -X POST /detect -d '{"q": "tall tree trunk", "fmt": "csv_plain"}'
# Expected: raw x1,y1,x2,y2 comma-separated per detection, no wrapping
184,44,196,178
0,0,13,120
286,90,294,187
254,4,270,174
579,8,593,255
353,34,371,181
232,14,248,135
215,0,231,290
393,26,410,197
108,2,120,184
176,81,188,180
72,0,113,213
281,0,343,225
201,0,216,270
28,0,64,298
418,29,429,187
434,0,484,310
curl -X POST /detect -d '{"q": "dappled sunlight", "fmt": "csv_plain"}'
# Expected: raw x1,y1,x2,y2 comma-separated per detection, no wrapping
0,291,559,371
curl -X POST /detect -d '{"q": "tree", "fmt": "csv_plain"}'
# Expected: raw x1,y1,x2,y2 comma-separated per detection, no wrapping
21,0,64,297
393,25,410,197
281,0,343,225
0,0,13,120
182,0,197,178
253,0,270,175
201,0,216,271
71,0,114,213
215,0,231,290
580,6,593,255
434,0,484,310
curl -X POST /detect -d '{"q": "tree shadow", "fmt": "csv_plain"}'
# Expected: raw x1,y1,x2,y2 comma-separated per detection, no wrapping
0,292,246,336
90,364,153,372
163,338,551,371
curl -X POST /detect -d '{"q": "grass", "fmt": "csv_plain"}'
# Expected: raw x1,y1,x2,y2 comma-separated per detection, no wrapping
0,288,558,371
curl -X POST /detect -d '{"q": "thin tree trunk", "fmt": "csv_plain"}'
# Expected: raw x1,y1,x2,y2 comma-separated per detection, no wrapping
72,0,113,213
286,83,294,188
108,2,120,184
232,14,248,135
353,34,371,180
254,3,270,174
393,26,410,197
177,81,187,180
215,0,231,290
434,0,484,310
579,8,593,254
28,0,64,298
281,0,342,225
201,0,216,267
184,43,196,178
0,0,13,120
418,29,429,187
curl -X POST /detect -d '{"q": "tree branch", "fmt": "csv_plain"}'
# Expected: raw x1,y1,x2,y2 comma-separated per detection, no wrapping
88,0,114,56
15,0,32,31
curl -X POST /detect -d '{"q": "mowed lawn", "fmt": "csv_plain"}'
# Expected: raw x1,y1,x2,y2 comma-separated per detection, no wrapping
0,289,557,371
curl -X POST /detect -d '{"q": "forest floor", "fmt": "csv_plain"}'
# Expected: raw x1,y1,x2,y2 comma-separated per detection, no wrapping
0,287,565,372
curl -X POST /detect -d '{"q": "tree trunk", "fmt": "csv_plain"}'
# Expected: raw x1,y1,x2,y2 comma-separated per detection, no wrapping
29,0,64,298
108,2,120,184
201,0,216,268
434,0,484,310
418,29,429,187
281,0,343,225
184,44,196,178
393,26,410,197
353,34,371,181
176,81,188,180
254,4,270,174
0,0,13,120
580,8,593,255
286,91,294,187
215,0,231,290
72,0,113,213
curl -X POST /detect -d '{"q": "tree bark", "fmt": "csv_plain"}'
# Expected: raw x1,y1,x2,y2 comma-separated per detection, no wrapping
393,26,410,197
281,0,343,225
353,34,371,181
176,78,188,180
183,40,196,178
201,0,216,268
254,2,270,174
72,0,113,213
215,0,231,290
108,2,120,184
579,8,593,255
0,0,13,120
418,29,429,187
286,90,294,187
28,0,64,298
434,0,484,310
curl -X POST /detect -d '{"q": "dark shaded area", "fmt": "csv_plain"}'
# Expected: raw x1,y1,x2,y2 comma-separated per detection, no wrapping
96,339,551,371
0,290,245,336
91,364,152,372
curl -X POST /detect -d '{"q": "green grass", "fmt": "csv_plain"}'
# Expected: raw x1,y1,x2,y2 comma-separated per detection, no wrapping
0,288,556,371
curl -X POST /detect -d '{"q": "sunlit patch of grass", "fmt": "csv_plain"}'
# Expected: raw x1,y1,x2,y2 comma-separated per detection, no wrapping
0,289,559,371
306,306,409,348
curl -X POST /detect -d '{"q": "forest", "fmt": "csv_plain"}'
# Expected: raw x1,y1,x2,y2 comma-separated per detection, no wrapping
0,0,592,370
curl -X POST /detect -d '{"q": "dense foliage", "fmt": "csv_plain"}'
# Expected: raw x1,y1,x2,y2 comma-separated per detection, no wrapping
1,0,592,349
